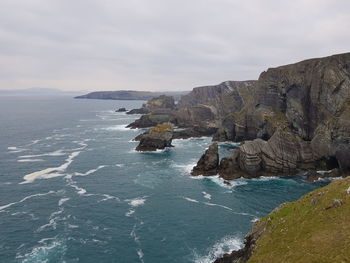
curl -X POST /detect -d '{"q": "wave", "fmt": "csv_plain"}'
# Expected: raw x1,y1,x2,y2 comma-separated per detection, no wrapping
172,162,196,175
16,238,67,263
193,235,243,263
126,197,147,207
7,146,27,153
21,151,81,184
0,191,57,211
17,159,44,162
202,192,212,200
125,209,135,217
190,175,248,189
101,125,136,131
98,194,120,202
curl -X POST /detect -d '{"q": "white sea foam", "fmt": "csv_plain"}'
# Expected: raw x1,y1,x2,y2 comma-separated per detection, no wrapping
74,165,107,176
17,159,44,163
190,175,248,189
8,146,27,153
19,149,66,158
202,201,233,211
126,209,135,217
194,236,243,263
20,151,81,184
101,125,135,131
98,194,120,202
126,197,147,207
17,238,67,263
183,197,200,203
58,198,70,206
202,192,212,200
115,164,125,167
0,191,57,211
137,249,144,263
172,162,196,175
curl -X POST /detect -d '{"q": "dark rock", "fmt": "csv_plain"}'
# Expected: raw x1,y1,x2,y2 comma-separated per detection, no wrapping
135,123,174,152
172,126,218,139
218,152,244,180
116,107,126,112
304,169,342,182
127,113,176,129
126,108,150,115
191,143,219,176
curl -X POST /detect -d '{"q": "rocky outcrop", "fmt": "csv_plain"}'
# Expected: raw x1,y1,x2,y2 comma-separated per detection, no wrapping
191,143,219,176
116,107,126,112
172,126,218,139
126,108,150,115
214,176,350,263
177,81,257,117
127,111,176,129
135,123,174,152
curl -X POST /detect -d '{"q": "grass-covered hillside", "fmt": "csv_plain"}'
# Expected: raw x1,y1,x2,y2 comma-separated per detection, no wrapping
248,177,350,263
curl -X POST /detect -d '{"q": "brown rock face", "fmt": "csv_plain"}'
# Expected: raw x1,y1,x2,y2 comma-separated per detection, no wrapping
191,143,219,176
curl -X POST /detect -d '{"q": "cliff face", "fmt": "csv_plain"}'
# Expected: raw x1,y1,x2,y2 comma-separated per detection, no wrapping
255,53,350,140
215,176,350,263
214,53,350,176
177,80,257,118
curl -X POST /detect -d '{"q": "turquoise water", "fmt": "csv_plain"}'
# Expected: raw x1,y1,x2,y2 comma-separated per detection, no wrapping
0,96,327,263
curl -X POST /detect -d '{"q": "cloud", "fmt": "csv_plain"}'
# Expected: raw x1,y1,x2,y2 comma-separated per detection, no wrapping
0,0,349,91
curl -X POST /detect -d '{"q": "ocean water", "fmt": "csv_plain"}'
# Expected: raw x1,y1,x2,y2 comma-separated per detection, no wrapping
0,96,327,263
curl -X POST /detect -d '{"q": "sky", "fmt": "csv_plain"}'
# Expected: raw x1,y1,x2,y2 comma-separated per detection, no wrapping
0,0,349,91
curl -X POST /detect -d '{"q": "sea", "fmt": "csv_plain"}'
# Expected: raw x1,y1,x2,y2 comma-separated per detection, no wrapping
0,96,328,263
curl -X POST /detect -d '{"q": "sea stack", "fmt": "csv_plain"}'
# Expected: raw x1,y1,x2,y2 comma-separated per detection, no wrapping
136,123,174,152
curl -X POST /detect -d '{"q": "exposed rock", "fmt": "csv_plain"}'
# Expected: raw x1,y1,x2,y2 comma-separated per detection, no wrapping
304,169,342,182
144,95,175,110
116,107,126,112
191,143,219,176
177,81,257,117
175,105,216,127
218,152,246,180
135,123,174,152
127,112,176,129
172,126,217,139
126,108,150,115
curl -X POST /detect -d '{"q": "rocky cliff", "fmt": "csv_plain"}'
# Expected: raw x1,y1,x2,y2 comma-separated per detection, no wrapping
214,176,350,263
208,53,350,178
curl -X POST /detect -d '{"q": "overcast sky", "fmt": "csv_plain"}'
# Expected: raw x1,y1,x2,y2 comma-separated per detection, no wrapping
0,0,349,91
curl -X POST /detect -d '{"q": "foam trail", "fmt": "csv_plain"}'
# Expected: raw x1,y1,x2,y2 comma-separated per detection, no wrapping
17,159,44,163
21,151,81,184
202,192,212,200
74,165,107,176
0,191,57,211
58,198,70,206
183,197,200,203
19,150,66,158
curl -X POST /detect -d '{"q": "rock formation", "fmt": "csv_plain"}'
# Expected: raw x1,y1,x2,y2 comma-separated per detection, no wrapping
135,123,174,152
191,143,219,176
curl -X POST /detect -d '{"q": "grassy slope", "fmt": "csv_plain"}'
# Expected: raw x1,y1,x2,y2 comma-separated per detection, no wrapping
248,177,350,263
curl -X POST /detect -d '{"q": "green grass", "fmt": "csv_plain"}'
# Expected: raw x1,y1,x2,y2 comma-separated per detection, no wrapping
150,123,173,133
248,177,350,263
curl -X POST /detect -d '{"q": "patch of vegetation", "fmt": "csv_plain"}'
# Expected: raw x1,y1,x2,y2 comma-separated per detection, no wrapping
150,123,173,133
248,177,350,263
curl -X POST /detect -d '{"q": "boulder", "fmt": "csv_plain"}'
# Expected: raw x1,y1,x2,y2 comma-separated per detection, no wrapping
191,143,219,176
135,123,174,152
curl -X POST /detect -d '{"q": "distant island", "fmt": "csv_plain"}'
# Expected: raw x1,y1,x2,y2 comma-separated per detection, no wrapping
74,90,189,101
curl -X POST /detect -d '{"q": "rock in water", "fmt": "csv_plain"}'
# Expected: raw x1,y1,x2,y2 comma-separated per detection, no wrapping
191,143,219,176
116,107,126,112
136,123,174,152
